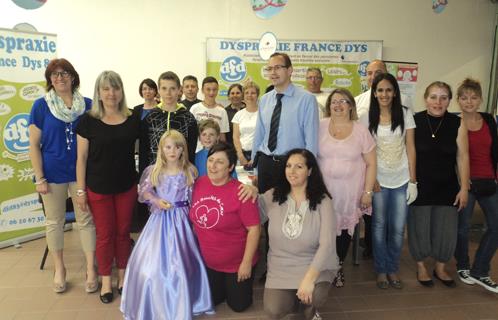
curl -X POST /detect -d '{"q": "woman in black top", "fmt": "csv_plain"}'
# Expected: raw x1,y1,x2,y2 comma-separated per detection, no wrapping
408,81,469,288
76,71,140,304
134,78,158,120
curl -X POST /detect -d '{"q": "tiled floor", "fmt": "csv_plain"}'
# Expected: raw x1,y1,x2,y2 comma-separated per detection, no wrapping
1,227,497,320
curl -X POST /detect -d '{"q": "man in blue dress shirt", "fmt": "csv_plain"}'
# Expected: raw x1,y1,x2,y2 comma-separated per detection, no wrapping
252,52,319,193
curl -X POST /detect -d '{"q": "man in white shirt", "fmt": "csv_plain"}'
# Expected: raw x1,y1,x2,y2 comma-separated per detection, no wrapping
305,67,328,118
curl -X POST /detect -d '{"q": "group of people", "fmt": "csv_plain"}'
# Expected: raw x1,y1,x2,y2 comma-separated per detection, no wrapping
27,53,498,320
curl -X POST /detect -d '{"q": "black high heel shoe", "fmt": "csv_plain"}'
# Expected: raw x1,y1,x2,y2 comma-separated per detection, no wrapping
433,270,456,288
100,291,114,304
417,272,434,287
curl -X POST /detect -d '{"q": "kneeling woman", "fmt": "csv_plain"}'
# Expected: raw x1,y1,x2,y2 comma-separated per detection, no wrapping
260,149,339,320
189,143,261,312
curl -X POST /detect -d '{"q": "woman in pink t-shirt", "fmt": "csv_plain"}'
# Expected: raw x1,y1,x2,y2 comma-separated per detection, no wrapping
189,142,261,312
317,88,377,288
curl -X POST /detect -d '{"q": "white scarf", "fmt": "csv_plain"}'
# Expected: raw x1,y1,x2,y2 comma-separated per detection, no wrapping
44,89,86,123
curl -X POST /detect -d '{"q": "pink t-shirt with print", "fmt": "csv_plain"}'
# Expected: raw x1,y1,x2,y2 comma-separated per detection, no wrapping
189,176,260,273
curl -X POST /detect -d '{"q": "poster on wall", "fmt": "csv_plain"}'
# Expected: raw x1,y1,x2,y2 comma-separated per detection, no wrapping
386,61,418,109
0,28,57,248
206,38,382,103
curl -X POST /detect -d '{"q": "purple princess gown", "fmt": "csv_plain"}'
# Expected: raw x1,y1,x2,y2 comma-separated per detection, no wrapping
120,166,213,320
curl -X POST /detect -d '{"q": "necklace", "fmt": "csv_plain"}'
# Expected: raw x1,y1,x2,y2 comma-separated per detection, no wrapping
426,113,444,138
65,122,73,150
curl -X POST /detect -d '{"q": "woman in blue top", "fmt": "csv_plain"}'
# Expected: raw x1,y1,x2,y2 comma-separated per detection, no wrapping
28,58,97,294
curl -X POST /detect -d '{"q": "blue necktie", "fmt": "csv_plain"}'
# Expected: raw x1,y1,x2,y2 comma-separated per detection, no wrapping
268,93,284,152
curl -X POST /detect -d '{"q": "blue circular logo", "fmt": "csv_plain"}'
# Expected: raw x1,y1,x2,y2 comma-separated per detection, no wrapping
12,0,47,10
219,56,247,82
3,113,30,154
358,61,369,77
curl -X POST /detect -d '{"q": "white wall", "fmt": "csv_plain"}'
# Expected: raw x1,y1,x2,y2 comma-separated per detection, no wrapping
1,0,496,111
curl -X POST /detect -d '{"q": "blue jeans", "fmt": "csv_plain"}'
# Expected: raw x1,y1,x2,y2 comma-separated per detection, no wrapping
372,183,408,274
455,187,498,278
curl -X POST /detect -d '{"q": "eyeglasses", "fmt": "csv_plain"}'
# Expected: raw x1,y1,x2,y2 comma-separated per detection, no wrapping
330,99,350,106
50,71,71,78
264,65,288,72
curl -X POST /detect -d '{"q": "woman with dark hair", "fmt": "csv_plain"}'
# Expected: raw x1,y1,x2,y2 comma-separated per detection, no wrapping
28,58,96,294
365,73,416,289
189,142,261,313
318,88,376,288
134,78,158,120
76,71,140,303
409,81,469,288
454,78,498,293
225,83,245,146
260,148,338,320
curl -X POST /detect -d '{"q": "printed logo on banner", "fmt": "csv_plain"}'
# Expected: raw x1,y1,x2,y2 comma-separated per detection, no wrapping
11,0,47,10
220,56,247,82
3,113,30,162
0,102,12,116
358,61,369,77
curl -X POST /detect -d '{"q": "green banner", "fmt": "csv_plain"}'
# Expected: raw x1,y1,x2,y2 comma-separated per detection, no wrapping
206,38,382,101
0,28,57,247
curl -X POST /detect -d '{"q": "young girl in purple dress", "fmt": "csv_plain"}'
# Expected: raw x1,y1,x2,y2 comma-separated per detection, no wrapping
120,130,213,320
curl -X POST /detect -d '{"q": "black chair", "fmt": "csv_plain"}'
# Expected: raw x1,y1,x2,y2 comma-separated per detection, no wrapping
39,196,76,270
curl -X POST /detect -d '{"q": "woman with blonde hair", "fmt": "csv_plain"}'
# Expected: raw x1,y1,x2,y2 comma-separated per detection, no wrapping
76,70,140,303
454,78,498,293
409,81,469,288
232,81,260,168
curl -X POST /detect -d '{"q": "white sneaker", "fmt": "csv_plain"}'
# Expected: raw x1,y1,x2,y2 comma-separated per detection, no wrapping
312,311,322,320
457,269,475,285
469,275,498,293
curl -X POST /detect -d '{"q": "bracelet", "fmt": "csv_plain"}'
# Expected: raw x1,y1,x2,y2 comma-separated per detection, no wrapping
76,189,86,197
34,178,47,185
363,190,373,195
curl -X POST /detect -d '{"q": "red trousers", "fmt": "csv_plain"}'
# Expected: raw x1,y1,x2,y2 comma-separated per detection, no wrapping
87,185,137,275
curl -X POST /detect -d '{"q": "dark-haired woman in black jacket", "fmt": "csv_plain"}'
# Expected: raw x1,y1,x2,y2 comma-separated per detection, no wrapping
454,78,498,293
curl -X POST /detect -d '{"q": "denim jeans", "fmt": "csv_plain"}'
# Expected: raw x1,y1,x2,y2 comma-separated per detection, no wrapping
455,187,498,278
372,183,408,274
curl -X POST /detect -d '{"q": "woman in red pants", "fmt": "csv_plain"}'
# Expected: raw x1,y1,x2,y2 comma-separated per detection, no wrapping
76,70,140,304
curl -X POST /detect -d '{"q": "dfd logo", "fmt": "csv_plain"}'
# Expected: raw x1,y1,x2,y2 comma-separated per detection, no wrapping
220,56,246,82
3,113,30,154
358,60,369,77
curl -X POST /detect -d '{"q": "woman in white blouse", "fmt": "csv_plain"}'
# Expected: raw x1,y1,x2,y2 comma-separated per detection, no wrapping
232,82,260,168
363,73,417,289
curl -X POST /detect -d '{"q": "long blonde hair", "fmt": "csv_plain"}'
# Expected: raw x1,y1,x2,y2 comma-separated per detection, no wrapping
89,70,130,119
149,130,197,187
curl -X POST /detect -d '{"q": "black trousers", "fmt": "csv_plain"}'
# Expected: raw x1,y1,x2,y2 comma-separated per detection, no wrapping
256,153,286,260
256,153,286,194
206,266,254,313
337,229,353,262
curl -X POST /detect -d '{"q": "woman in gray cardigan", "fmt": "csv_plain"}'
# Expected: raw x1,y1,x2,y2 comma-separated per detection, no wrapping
260,148,339,320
